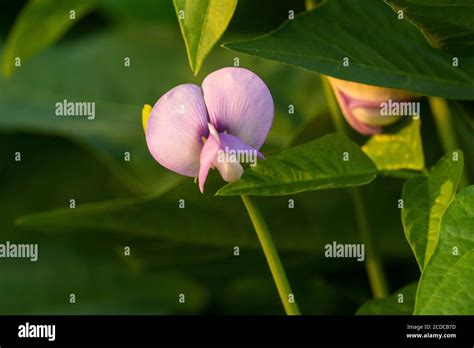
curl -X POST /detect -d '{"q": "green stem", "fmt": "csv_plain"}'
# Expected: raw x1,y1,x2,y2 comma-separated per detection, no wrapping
241,195,301,315
429,97,469,189
351,188,390,298
322,77,347,134
322,76,389,299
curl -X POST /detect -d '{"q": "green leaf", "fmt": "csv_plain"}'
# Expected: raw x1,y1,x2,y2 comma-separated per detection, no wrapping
385,0,474,55
362,119,425,172
217,134,377,196
173,0,238,75
2,0,97,76
356,283,417,315
401,151,464,270
415,185,474,314
224,0,474,100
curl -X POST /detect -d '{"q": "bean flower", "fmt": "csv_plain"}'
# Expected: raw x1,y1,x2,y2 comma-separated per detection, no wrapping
327,77,417,135
144,67,274,192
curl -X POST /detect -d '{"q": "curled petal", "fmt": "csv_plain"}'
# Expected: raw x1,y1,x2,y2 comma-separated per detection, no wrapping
146,84,209,177
214,133,262,184
328,77,416,135
328,77,414,102
202,67,274,149
333,88,382,135
219,133,265,160
198,135,221,193
215,161,243,184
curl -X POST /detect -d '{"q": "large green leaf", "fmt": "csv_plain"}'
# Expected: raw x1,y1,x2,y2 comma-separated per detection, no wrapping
2,0,97,76
385,0,474,55
415,185,474,314
173,0,238,75
356,283,417,315
362,119,424,172
224,0,474,100
401,151,464,270
217,134,377,196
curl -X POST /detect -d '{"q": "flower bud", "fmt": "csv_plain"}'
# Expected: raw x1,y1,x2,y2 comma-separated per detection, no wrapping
327,77,417,135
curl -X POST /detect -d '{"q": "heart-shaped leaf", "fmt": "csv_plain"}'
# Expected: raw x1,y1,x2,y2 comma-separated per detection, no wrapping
362,119,425,172
173,0,238,75
224,0,474,100
216,134,377,196
385,0,474,55
415,185,474,314
401,151,464,270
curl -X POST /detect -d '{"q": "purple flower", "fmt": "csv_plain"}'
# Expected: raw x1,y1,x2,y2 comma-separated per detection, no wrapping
328,77,416,135
144,67,274,193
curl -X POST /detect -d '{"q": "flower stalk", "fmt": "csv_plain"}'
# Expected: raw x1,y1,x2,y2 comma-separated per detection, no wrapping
322,76,389,299
429,97,469,189
241,195,301,315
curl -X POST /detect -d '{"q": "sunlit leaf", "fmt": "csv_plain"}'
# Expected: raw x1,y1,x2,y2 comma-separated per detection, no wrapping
217,134,377,196
415,185,474,314
173,0,238,75
363,119,424,172
401,151,464,270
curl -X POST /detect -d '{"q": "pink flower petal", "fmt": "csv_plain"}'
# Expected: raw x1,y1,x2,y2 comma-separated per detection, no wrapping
202,67,274,149
219,133,265,160
146,84,209,177
332,87,382,136
198,135,221,193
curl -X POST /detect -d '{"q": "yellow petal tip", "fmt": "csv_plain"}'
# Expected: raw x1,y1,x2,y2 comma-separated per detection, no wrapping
142,104,152,134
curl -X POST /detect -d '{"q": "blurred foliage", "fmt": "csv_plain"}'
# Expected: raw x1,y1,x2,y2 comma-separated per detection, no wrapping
356,282,417,315
0,132,206,314
2,0,97,76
